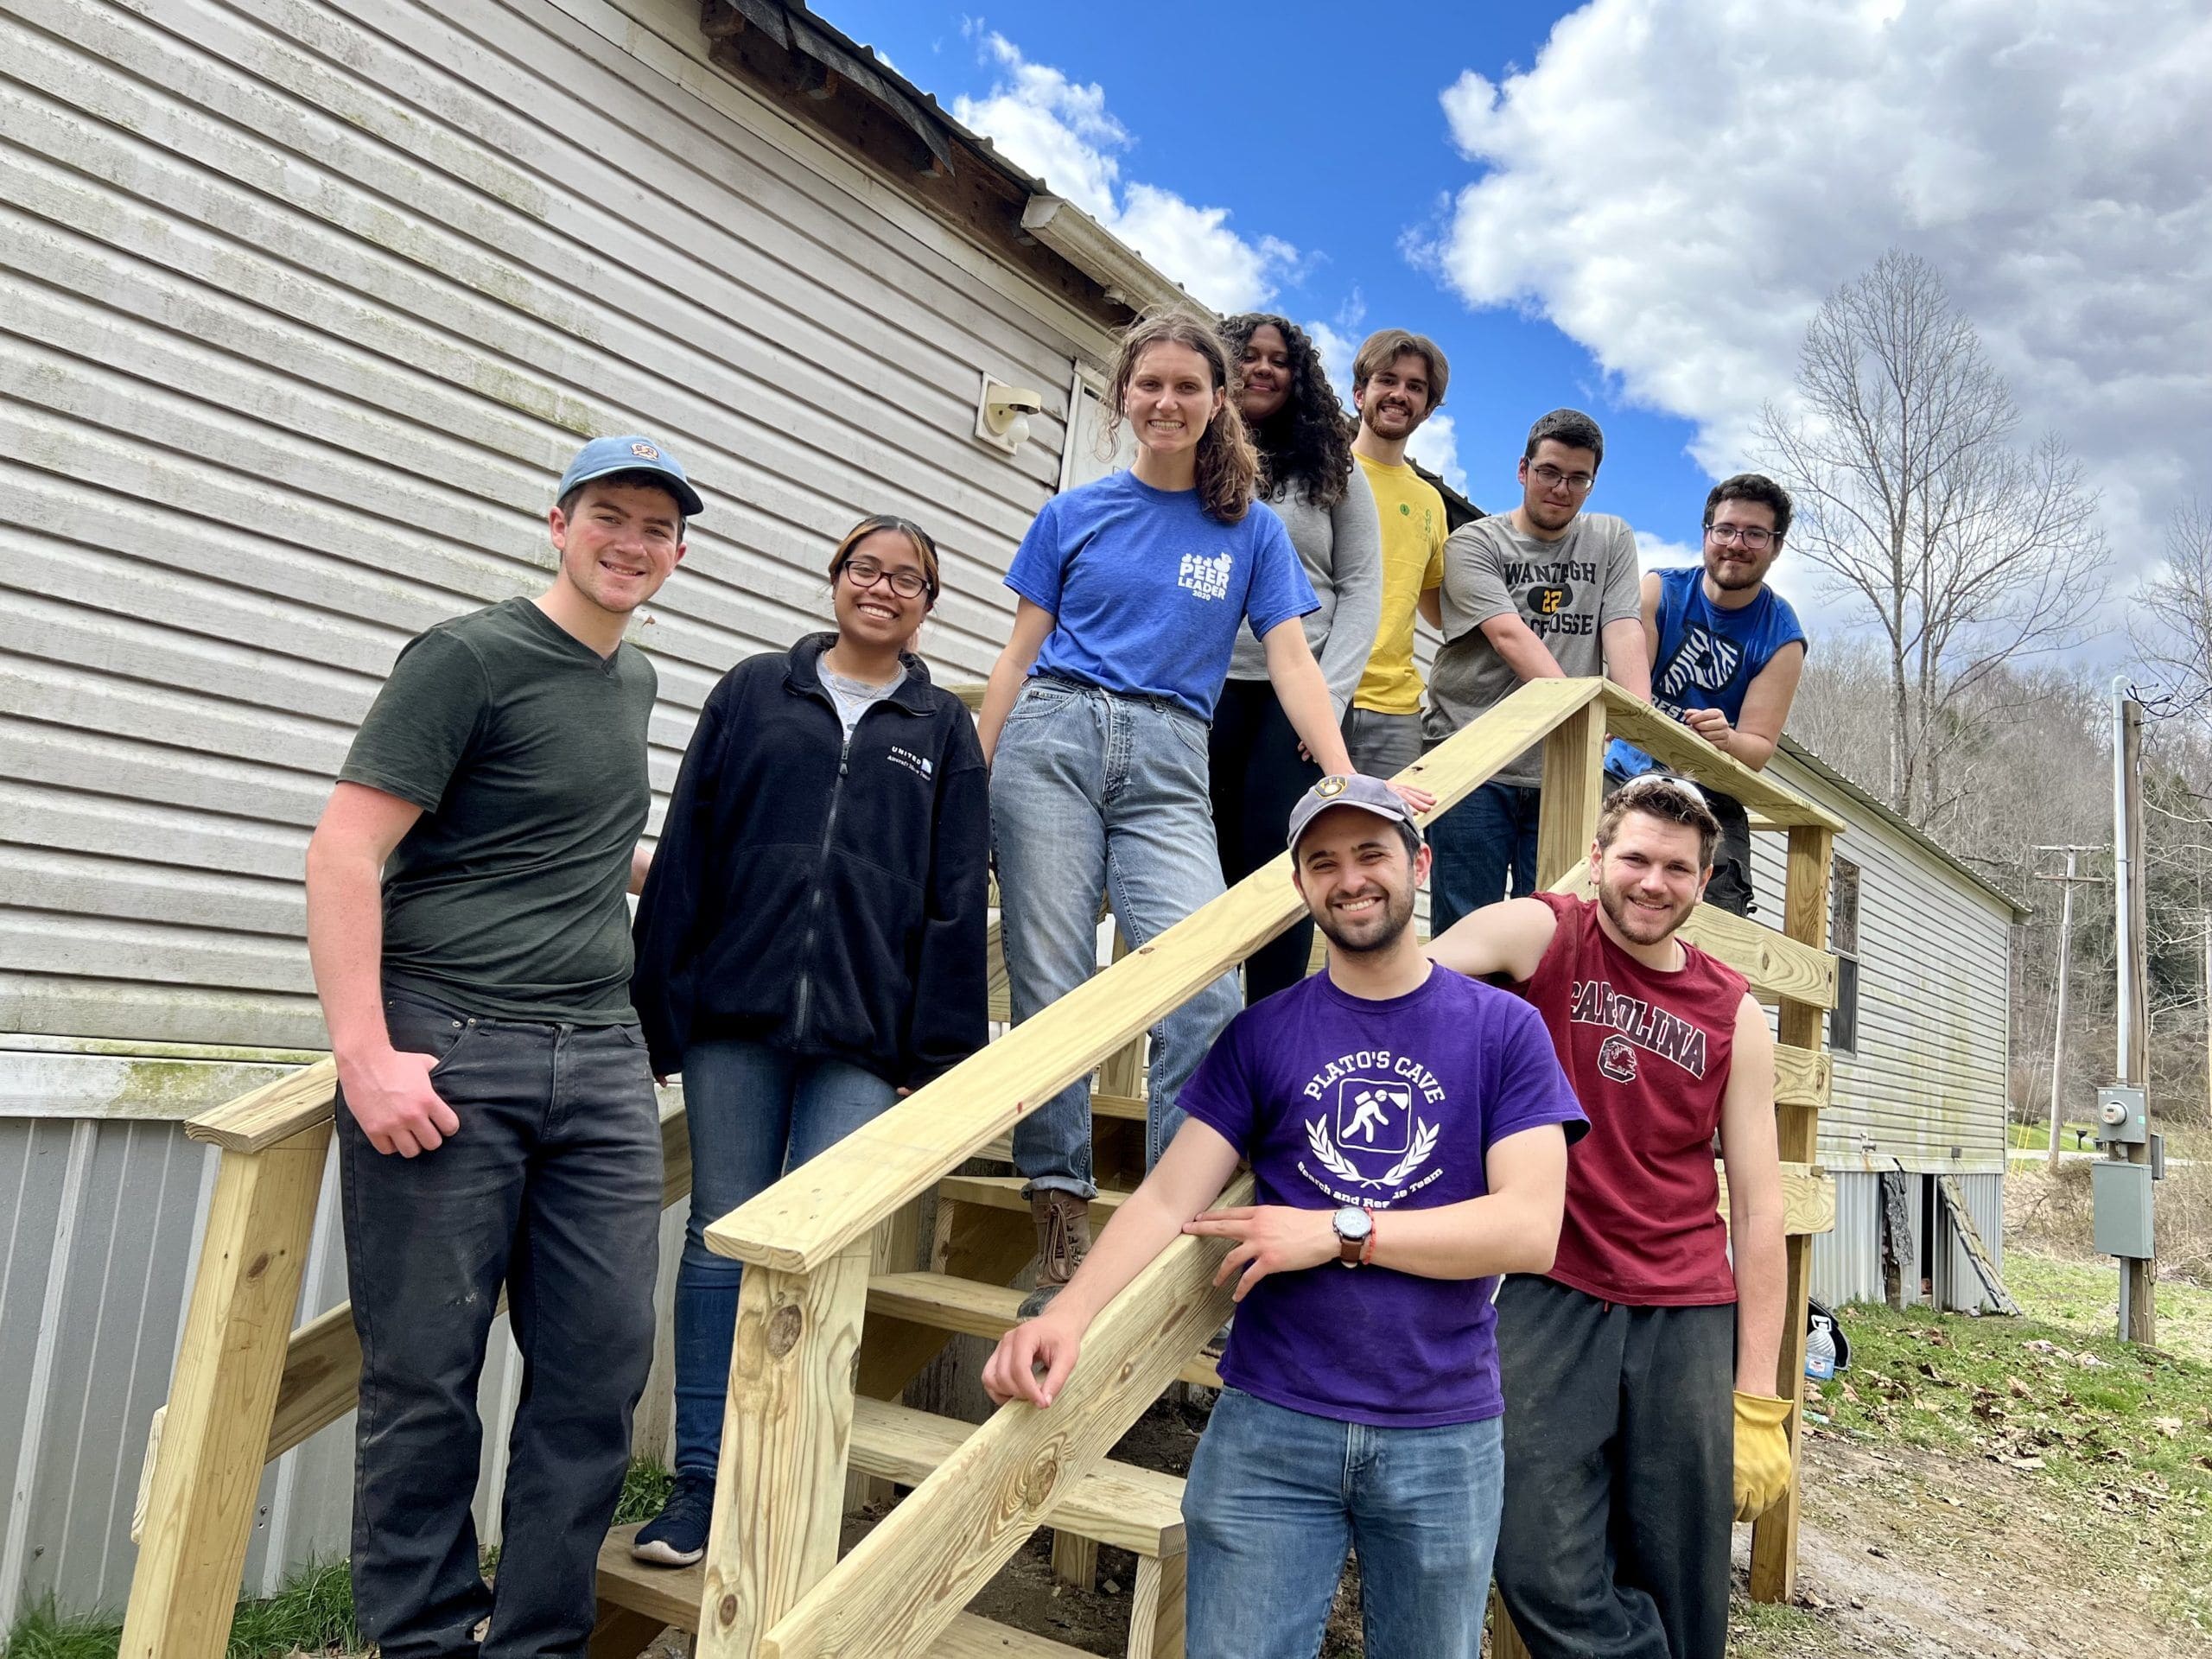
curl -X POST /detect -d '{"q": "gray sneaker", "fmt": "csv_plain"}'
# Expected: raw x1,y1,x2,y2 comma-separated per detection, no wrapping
1016,1192,1091,1319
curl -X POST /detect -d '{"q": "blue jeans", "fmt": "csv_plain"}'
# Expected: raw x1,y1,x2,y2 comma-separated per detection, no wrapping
991,678,1243,1194
1428,779,1541,936
671,1039,896,1481
1184,1389,1505,1659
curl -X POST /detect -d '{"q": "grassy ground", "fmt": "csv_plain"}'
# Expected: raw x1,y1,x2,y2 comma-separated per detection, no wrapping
2005,1118,2098,1151
1727,1251,2212,1653
3,1560,358,1659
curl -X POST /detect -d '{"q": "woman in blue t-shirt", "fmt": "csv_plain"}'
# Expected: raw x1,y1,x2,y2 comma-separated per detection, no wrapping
976,306,1430,1313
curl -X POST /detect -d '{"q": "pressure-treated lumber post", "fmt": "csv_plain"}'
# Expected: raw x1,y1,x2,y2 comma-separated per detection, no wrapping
1489,1590,1533,1659
1128,1553,1185,1659
1535,699,1608,891
1055,931,1141,1592
696,1236,873,1658
849,1200,925,1512
118,1122,332,1659
1749,823,1834,1603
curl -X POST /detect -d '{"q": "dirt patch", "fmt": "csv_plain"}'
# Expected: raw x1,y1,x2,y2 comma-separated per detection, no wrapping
1742,1431,2211,1658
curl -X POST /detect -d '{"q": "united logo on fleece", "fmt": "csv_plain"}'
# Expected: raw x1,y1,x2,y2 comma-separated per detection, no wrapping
1568,978,1711,1080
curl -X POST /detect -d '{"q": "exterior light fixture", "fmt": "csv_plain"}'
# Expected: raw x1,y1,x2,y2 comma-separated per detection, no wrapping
976,372,1043,454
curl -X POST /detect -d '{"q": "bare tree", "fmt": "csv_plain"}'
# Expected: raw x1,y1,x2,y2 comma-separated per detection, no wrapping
2132,498,2212,715
1760,251,2107,825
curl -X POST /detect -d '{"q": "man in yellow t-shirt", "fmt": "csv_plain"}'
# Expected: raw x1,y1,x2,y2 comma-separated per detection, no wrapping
1343,328,1451,778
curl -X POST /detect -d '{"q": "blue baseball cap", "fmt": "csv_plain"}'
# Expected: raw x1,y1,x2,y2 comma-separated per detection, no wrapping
556,435,704,518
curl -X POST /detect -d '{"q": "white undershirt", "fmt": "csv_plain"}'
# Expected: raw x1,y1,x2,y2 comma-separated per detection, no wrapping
820,663,905,739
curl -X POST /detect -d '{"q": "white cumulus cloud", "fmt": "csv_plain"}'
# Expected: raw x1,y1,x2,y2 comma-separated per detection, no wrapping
1419,0,2212,594
952,32,1300,314
1407,412,1468,496
1305,319,1357,404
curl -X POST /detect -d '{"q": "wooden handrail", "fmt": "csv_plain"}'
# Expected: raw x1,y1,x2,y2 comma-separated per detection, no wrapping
1595,685,1845,832
756,1174,1253,1659
706,677,1609,1276
187,1057,336,1154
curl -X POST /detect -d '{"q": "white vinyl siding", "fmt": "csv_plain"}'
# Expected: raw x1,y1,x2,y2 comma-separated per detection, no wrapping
1752,756,2014,1173
2,0,1103,1052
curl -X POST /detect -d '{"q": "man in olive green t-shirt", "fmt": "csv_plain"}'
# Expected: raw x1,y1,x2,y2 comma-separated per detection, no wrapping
303,436,696,1659
1342,327,1452,779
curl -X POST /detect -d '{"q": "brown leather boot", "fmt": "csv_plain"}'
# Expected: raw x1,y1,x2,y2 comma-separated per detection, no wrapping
1017,1192,1091,1319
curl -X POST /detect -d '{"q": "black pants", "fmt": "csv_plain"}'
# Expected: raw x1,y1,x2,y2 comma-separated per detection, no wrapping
1208,677,1322,1003
1607,769,1756,917
338,988,662,1659
1492,1275,1735,1659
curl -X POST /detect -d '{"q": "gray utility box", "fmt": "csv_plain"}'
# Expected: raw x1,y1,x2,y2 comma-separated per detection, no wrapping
2095,1084,2150,1146
2093,1160,2155,1259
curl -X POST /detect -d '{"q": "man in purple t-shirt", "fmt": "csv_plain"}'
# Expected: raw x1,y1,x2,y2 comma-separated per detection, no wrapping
984,774,1586,1658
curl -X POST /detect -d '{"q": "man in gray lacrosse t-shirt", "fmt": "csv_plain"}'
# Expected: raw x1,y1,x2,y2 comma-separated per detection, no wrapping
1421,409,1649,931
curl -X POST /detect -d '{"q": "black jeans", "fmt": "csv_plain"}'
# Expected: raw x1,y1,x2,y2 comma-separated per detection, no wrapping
1491,1275,1735,1659
1606,768,1757,917
1208,677,1321,1004
338,988,662,1659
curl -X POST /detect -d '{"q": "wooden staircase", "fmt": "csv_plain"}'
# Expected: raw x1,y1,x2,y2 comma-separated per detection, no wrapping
119,678,1848,1659
594,1386,1190,1658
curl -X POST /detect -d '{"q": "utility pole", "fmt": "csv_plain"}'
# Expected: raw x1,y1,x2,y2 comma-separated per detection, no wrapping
2113,688,2156,1345
2032,847,2102,1167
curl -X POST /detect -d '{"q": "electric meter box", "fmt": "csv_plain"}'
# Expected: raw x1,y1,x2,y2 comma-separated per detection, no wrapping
2092,1160,2154,1259
2094,1084,2149,1147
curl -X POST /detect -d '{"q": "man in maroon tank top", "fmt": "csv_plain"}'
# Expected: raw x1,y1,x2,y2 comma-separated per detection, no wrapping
1427,775,1792,1657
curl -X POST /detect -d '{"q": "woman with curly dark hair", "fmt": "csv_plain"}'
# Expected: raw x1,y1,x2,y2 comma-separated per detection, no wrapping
1211,313,1382,1002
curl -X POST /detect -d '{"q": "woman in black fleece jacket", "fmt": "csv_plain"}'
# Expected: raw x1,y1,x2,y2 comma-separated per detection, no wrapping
627,516,988,1565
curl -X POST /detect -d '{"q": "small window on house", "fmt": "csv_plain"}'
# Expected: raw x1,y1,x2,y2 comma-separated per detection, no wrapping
1829,857,1861,1056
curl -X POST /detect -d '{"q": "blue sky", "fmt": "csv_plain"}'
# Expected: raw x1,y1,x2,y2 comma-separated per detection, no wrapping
817,2,2212,646
828,3,1714,548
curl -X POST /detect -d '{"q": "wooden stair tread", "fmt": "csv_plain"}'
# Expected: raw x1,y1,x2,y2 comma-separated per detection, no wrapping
937,1174,1136,1217
868,1270,1224,1389
596,1529,1092,1653
852,1396,1184,1556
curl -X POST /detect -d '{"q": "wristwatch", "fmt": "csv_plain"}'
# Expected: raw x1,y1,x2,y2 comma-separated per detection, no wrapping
1332,1205,1373,1268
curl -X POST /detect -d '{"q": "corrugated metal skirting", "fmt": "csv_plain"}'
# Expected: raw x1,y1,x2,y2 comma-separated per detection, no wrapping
1810,1170,1885,1309
0,1114,686,1624
1809,1169,2007,1316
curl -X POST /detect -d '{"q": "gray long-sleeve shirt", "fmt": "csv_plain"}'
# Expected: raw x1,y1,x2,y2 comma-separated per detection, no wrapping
1225,464,1383,716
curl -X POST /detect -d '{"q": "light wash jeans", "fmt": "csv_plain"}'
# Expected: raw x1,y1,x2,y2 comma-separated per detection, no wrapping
1183,1388,1505,1659
671,1039,896,1481
991,677,1243,1196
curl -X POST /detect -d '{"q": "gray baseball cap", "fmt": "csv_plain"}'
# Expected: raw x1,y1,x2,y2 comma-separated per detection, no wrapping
1287,773,1420,853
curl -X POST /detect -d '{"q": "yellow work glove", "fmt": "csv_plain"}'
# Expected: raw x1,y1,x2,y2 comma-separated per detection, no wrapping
1732,1390,1794,1522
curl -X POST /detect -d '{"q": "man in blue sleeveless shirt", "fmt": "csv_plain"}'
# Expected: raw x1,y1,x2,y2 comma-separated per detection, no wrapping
1605,474,1806,916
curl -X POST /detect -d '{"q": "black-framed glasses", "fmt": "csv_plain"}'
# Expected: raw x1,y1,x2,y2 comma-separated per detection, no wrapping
1705,523,1778,550
1530,462,1595,495
840,557,929,599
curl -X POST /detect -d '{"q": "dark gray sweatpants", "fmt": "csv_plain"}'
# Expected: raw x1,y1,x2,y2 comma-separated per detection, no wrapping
1492,1274,1735,1659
